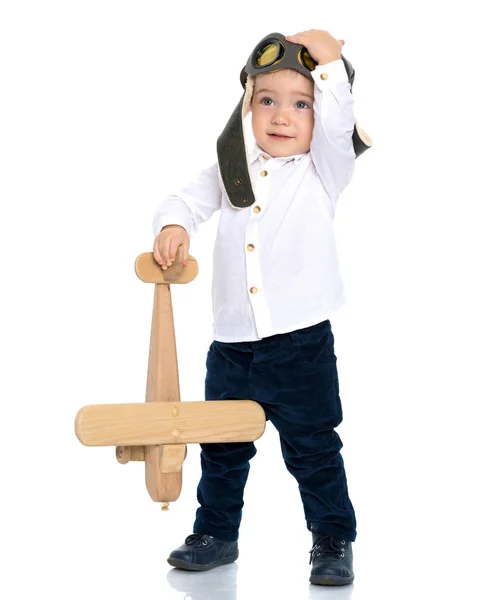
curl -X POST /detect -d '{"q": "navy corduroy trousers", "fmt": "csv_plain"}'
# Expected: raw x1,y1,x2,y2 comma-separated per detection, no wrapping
193,319,357,542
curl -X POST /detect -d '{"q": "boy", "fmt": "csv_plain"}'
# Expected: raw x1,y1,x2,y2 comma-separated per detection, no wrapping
152,29,371,586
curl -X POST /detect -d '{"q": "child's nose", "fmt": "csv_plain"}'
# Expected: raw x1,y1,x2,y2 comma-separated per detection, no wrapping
272,110,290,126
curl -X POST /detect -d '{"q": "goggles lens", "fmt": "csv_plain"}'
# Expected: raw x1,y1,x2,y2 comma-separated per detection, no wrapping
300,48,317,71
255,41,283,67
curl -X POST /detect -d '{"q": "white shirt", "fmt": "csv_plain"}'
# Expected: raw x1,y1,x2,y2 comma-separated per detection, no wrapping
152,59,356,342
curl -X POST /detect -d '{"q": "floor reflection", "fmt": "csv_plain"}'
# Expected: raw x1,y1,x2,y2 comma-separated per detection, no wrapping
309,582,354,599
167,563,354,600
167,563,238,600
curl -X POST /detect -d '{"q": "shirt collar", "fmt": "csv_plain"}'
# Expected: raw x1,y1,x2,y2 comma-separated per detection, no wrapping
248,142,308,167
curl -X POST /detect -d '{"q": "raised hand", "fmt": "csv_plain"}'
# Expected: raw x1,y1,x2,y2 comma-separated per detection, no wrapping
285,30,345,65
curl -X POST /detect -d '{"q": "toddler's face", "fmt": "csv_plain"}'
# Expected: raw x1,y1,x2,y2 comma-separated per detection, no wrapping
251,69,314,157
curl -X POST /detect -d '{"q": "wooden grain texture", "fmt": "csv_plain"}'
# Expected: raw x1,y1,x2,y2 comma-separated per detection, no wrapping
144,276,182,501
75,400,266,446
116,445,145,464
160,445,187,473
145,284,182,404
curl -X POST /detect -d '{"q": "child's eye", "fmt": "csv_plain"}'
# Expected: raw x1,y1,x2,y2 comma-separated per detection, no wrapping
261,98,273,106
296,101,310,109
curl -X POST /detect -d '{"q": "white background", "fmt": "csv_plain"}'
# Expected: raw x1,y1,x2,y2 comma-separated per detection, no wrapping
1,1,478,599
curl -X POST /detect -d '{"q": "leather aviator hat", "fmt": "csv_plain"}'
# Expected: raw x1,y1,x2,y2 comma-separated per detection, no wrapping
216,32,372,209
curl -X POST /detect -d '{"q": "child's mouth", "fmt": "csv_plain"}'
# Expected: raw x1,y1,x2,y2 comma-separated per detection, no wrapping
269,134,292,141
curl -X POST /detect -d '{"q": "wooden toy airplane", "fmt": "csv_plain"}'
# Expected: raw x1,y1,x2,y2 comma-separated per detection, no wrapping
75,248,266,509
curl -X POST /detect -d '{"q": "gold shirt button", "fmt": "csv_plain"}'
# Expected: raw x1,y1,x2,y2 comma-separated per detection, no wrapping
247,244,255,252
250,286,258,294
261,154,270,160
320,72,328,80
260,170,268,177
253,206,261,213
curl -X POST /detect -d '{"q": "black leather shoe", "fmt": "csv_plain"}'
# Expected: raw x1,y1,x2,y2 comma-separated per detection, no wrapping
167,533,239,571
309,532,354,586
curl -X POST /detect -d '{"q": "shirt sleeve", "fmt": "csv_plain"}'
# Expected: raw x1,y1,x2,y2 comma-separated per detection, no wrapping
152,162,222,238
310,59,356,199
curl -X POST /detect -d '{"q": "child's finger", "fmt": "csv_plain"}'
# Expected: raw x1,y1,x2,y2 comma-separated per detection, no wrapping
169,241,180,264
153,237,163,266
160,236,173,269
182,240,190,267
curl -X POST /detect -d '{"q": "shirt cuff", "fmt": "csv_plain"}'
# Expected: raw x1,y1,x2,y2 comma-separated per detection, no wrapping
311,59,349,90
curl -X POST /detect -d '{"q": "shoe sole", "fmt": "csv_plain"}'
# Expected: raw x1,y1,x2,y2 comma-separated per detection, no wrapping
310,574,354,586
167,551,239,572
